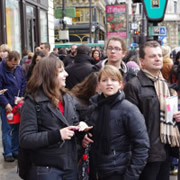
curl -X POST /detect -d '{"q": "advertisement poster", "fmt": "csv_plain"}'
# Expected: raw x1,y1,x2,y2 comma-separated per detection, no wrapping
106,4,127,38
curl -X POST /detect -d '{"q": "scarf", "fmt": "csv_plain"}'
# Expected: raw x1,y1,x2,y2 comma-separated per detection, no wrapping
94,91,120,154
142,69,180,147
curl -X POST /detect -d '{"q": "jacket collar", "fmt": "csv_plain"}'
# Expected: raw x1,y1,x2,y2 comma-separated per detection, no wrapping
102,59,127,74
137,70,154,87
33,91,70,126
90,91,125,107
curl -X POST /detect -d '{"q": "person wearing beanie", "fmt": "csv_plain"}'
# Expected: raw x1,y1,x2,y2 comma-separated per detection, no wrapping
126,61,140,81
161,46,173,81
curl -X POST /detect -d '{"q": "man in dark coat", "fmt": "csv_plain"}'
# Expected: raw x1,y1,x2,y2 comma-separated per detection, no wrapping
0,51,26,162
124,41,180,180
65,45,94,90
63,44,77,67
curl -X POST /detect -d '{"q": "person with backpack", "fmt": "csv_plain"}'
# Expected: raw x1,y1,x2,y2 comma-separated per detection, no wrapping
19,56,91,180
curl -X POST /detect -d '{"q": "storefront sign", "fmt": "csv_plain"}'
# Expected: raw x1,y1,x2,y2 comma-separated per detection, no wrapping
106,4,127,38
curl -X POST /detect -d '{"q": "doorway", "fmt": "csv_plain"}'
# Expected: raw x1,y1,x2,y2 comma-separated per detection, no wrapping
26,5,36,52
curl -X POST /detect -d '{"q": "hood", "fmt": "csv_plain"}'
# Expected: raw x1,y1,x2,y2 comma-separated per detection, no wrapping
101,59,128,74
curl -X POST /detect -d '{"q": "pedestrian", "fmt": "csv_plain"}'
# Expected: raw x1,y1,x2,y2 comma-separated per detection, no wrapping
91,49,101,65
124,40,180,180
64,44,77,67
82,65,149,180
93,36,128,81
71,72,99,107
0,51,26,162
161,45,173,81
65,45,94,90
26,51,45,81
40,42,50,56
19,56,91,180
0,44,10,62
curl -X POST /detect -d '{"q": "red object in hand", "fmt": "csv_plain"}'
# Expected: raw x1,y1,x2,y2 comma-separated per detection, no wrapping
83,154,88,161
6,101,24,124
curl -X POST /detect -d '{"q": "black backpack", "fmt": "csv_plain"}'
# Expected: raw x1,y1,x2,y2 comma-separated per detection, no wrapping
18,103,41,179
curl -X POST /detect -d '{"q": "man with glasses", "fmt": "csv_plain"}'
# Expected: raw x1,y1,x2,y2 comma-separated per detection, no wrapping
94,36,128,79
0,51,26,162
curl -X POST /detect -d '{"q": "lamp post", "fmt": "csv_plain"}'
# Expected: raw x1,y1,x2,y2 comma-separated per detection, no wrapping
89,0,92,43
132,4,137,24
131,4,138,46
62,0,66,30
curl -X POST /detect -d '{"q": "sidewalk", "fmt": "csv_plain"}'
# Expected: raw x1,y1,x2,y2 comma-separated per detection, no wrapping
0,120,21,180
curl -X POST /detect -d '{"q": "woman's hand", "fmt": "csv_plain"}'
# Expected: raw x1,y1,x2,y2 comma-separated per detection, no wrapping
5,103,12,112
173,111,180,122
0,89,7,95
82,133,94,148
78,121,93,132
60,126,79,140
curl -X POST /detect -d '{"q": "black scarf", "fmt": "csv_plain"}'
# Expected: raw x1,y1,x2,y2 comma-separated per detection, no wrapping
94,91,120,154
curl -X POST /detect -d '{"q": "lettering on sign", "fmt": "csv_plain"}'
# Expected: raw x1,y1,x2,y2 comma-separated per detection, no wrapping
151,0,160,8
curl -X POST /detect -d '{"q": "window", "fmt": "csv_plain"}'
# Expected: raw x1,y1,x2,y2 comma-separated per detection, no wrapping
6,0,21,53
40,10,48,42
174,1,177,14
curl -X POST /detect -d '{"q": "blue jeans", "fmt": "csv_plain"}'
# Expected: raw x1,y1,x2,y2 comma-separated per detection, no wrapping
1,108,19,157
28,166,78,180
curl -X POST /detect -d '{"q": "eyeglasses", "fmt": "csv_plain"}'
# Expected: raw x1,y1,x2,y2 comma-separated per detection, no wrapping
107,46,122,52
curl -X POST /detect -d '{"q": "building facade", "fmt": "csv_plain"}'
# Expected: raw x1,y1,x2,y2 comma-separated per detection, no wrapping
54,0,106,43
162,0,180,48
0,0,55,54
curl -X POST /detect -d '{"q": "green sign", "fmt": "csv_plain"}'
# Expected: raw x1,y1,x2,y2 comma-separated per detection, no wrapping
55,8,76,18
142,0,168,22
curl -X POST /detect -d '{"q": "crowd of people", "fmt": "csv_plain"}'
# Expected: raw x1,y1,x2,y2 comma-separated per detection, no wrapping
0,37,180,180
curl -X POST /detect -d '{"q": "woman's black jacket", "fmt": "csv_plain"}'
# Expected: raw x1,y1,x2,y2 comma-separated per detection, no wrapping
87,92,150,180
19,92,80,170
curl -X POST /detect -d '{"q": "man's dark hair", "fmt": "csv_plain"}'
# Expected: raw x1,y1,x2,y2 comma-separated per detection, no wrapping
77,45,91,55
139,40,161,59
8,51,20,61
40,42,50,50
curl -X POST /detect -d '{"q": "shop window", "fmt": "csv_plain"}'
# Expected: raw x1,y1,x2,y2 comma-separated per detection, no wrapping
40,10,48,42
6,0,21,53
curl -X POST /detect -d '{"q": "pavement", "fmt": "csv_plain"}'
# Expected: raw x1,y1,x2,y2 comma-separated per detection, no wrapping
0,120,21,180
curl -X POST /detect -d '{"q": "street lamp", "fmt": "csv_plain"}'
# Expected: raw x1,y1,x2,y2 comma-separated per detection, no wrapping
89,0,92,43
132,4,137,22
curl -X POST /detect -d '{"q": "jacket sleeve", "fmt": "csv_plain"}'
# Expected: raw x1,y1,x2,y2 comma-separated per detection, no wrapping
123,103,150,180
124,81,140,107
0,74,9,107
19,98,61,149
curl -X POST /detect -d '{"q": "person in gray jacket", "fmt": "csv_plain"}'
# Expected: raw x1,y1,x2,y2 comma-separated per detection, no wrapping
82,65,149,180
19,56,91,180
